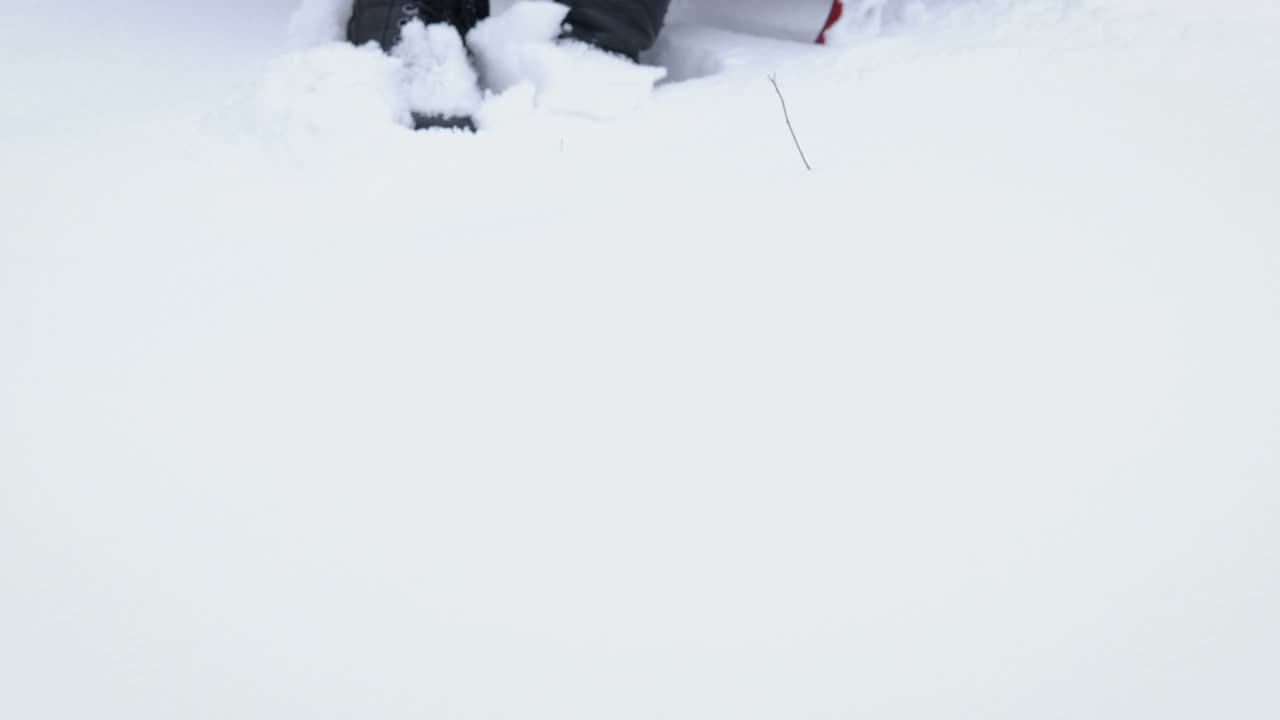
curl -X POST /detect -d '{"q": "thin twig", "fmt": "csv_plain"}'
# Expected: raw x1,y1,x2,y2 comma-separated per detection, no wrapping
768,73,812,171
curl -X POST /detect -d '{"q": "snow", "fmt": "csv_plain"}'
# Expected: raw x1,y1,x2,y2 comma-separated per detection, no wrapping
468,2,667,121
276,0,665,128
397,21,484,120
2,1,1279,719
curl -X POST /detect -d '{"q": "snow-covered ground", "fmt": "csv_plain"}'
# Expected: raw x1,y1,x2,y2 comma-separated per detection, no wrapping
3,1,1279,718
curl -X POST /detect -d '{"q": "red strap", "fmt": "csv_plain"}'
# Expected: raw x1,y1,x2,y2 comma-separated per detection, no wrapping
818,0,843,44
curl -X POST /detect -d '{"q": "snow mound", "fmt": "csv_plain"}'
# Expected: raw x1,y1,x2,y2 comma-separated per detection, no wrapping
258,40,411,137
261,18,482,136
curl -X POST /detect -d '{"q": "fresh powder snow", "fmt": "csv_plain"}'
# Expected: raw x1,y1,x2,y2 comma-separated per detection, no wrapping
2,1,1278,719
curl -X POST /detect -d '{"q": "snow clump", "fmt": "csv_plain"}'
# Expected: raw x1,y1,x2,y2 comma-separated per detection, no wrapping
468,1,667,121
396,20,484,120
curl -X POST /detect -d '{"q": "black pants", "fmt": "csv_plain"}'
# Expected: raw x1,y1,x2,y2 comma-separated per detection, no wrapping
559,0,672,58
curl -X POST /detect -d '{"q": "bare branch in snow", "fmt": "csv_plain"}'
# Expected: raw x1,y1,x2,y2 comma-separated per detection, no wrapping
768,74,812,171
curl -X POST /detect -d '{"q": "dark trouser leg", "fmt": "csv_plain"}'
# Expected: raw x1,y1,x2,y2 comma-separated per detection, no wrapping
559,0,672,59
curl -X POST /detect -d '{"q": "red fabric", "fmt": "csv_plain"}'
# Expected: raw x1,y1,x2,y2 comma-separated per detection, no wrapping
817,0,843,44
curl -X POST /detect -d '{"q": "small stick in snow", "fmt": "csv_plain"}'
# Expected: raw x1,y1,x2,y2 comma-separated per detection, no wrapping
768,74,812,171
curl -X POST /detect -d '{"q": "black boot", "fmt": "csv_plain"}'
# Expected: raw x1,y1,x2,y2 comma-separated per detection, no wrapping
348,0,489,131
347,0,490,53
559,0,671,60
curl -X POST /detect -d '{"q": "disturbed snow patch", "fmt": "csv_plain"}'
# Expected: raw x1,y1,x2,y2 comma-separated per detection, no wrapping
468,1,666,121
257,40,412,136
397,21,483,120
268,1,665,133
261,20,480,134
